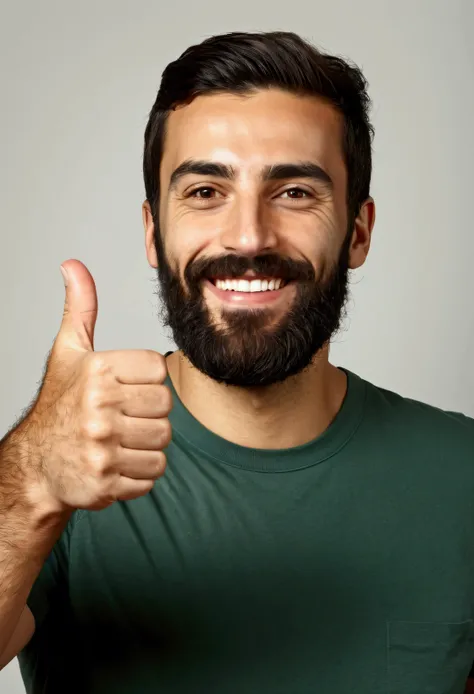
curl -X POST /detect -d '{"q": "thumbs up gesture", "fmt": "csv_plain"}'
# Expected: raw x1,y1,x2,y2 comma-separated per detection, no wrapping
24,259,171,513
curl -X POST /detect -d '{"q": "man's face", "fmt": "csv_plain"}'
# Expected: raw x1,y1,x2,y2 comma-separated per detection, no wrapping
144,88,372,387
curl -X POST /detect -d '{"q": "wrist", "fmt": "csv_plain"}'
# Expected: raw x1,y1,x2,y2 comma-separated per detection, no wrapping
0,421,71,526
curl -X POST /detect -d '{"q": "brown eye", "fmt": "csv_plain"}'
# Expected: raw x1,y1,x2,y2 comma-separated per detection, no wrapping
281,187,310,199
190,187,217,199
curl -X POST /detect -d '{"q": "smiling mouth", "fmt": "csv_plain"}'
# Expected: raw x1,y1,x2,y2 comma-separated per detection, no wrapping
202,277,295,308
207,276,290,293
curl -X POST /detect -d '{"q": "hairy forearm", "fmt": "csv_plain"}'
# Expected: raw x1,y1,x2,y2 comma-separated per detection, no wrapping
0,422,71,657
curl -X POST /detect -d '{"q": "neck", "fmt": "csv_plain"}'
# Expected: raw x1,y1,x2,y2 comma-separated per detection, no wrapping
165,347,348,450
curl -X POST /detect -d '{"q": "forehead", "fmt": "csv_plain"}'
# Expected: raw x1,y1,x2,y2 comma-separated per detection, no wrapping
160,88,345,182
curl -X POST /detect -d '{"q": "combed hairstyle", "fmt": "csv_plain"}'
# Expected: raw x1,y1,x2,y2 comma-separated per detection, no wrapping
143,31,374,225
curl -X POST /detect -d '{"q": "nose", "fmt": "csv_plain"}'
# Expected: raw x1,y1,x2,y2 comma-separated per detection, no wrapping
219,193,279,256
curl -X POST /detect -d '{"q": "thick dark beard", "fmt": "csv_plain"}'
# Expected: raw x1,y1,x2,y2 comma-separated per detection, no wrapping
154,229,352,388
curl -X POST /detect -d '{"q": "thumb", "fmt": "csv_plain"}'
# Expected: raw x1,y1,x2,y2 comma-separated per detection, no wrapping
57,259,98,352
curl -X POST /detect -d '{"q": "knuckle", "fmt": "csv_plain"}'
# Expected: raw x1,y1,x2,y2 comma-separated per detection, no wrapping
159,419,172,448
160,386,173,414
85,388,106,410
87,354,112,378
95,486,117,507
87,447,111,475
82,417,113,441
147,350,167,381
156,385,173,415
155,451,167,475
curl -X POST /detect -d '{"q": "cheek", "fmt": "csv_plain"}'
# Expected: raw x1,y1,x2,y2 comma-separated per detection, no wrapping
164,212,219,281
282,211,337,262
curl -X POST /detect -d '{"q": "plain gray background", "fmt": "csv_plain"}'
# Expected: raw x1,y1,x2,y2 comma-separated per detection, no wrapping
1,0,473,690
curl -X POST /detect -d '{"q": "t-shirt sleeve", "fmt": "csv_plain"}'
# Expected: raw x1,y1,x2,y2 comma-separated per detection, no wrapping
26,511,77,632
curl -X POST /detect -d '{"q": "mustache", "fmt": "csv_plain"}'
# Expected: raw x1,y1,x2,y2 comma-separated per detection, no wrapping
184,254,316,285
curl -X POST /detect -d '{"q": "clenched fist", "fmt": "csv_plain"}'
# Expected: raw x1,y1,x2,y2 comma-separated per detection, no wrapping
23,259,172,513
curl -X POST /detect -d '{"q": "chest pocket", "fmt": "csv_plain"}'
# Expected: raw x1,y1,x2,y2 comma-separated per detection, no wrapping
387,620,474,694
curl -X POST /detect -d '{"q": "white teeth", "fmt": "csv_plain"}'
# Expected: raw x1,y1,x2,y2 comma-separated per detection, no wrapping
249,280,260,293
214,278,285,292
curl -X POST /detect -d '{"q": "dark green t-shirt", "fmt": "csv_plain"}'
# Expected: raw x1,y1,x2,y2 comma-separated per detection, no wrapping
18,363,474,693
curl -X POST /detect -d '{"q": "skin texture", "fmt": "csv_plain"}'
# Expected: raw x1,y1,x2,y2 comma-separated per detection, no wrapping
143,88,376,449
0,259,173,664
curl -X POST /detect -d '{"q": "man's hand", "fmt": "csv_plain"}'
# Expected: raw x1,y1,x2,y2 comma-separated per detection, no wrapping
21,259,171,513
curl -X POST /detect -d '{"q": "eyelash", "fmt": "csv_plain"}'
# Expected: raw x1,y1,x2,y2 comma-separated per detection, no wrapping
186,186,312,200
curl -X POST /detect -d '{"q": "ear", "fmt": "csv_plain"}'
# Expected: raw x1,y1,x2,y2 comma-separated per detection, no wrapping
142,200,158,268
348,197,376,270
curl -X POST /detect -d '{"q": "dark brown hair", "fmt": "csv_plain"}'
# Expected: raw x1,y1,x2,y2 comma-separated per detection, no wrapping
143,31,374,224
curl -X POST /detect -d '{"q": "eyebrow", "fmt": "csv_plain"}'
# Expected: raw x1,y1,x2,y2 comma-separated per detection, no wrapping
168,159,334,192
